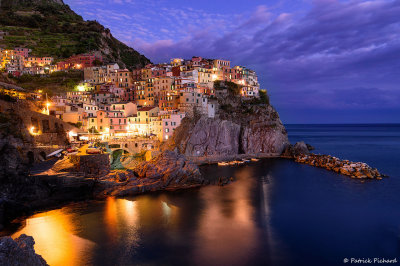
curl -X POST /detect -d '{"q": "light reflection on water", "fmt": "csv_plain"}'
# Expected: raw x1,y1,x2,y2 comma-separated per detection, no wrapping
10,165,275,266
12,209,95,266
8,125,400,266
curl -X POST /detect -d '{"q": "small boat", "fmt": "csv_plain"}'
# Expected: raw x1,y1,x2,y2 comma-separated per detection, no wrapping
67,147,78,153
251,158,260,162
46,149,64,158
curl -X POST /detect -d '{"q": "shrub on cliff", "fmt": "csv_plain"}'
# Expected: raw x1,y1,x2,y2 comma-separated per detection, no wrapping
213,80,242,96
259,90,270,105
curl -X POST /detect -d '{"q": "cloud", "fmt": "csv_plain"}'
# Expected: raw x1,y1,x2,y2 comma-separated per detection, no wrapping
65,0,400,122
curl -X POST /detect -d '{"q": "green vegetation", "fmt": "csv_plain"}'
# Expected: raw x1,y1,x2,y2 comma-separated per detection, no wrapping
259,90,270,105
244,89,270,105
214,80,241,96
0,0,151,68
220,104,233,112
9,70,83,94
132,151,146,162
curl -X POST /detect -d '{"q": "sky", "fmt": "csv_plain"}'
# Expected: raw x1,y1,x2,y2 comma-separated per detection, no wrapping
64,0,400,124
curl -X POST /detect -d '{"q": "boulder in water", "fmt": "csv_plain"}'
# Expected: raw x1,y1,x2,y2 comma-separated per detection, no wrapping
0,234,48,266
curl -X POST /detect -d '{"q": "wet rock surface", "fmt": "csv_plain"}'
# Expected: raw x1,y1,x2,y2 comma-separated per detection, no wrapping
95,151,205,197
166,107,289,159
281,141,310,157
295,154,387,179
282,141,386,179
0,234,48,266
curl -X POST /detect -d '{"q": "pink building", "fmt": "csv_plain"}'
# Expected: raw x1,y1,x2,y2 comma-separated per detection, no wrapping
161,112,185,140
57,53,103,70
152,68,166,78
14,48,31,58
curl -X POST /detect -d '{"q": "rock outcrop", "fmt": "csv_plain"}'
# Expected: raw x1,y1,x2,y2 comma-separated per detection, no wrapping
165,85,289,161
281,141,310,157
295,154,386,179
0,109,92,230
96,151,205,197
174,117,241,157
281,141,385,179
240,114,289,155
0,234,47,266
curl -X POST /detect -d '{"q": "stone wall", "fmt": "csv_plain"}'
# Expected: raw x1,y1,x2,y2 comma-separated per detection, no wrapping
69,154,110,176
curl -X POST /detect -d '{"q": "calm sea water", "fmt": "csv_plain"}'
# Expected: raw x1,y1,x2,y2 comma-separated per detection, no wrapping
9,124,400,266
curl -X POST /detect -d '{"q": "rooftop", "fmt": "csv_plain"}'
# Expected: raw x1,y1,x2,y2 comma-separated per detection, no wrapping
138,106,157,111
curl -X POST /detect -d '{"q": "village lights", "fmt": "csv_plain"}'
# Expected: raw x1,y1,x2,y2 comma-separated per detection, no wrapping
68,131,77,137
29,126,40,135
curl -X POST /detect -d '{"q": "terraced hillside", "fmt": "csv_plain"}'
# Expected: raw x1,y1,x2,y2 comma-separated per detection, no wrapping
0,0,151,69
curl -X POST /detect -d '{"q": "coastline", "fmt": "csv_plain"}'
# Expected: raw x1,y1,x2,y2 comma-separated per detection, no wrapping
1,147,386,232
188,152,281,165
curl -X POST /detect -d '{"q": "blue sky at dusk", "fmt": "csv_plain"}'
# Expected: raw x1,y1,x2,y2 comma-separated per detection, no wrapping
64,0,400,123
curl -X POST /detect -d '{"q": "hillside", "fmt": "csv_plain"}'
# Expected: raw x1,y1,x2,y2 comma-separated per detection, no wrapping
0,0,151,69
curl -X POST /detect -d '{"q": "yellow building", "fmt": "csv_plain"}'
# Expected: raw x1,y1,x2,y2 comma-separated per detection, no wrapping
127,106,159,137
141,68,152,79
24,57,54,67
213,59,231,70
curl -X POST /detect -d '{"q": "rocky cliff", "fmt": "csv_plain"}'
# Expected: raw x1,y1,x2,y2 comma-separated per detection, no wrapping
165,83,289,160
0,106,92,231
95,151,205,197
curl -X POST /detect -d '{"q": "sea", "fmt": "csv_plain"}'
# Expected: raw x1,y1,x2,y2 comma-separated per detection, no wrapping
7,124,400,266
